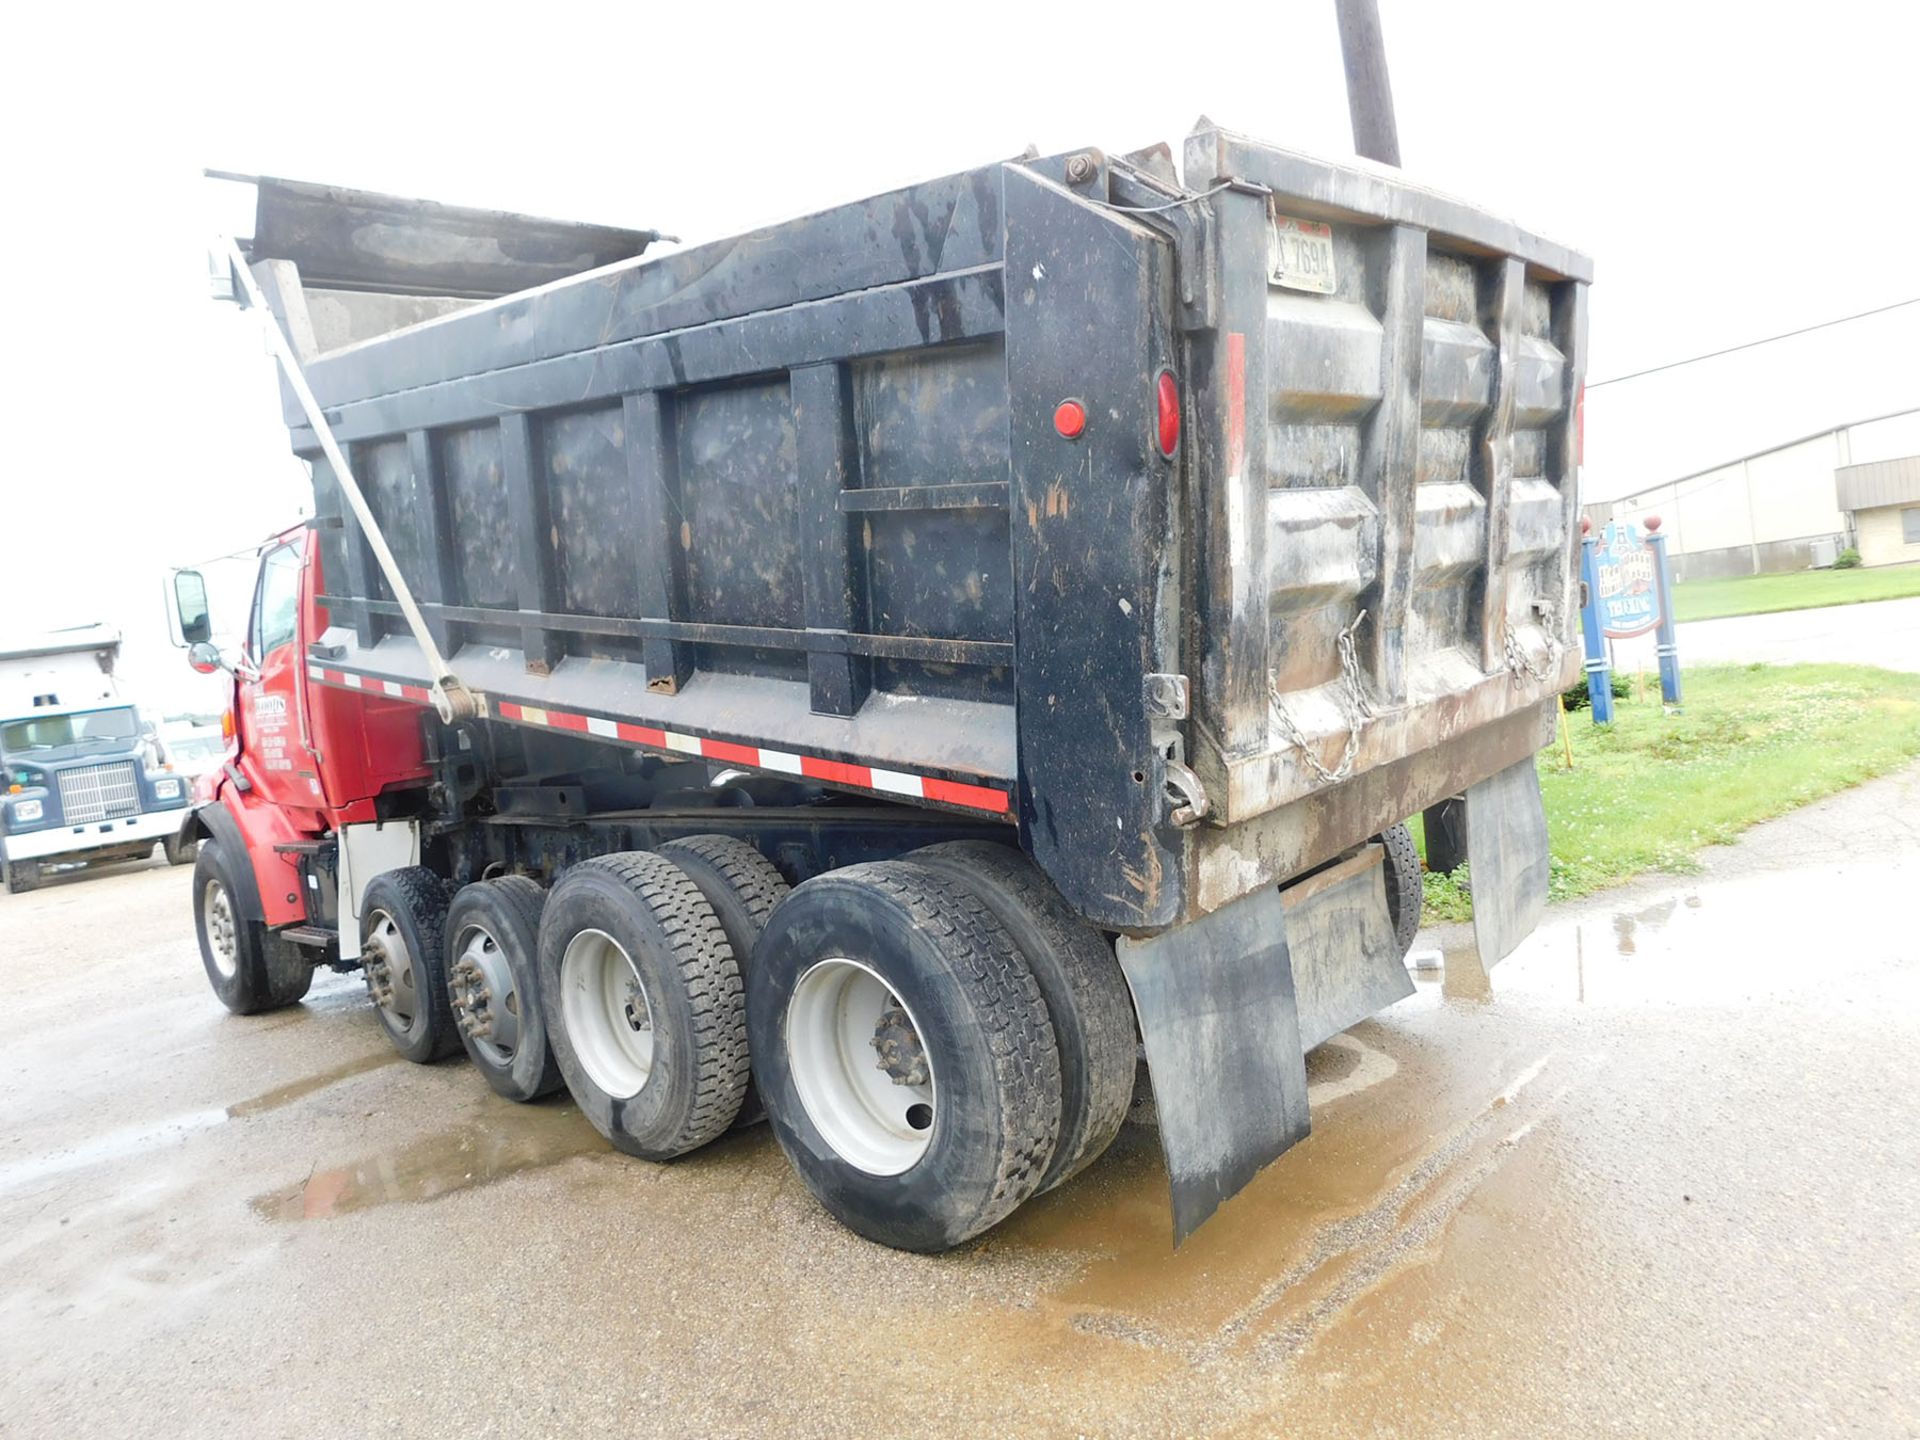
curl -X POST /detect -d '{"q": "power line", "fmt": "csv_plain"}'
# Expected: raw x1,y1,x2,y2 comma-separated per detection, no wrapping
1587,296,1920,389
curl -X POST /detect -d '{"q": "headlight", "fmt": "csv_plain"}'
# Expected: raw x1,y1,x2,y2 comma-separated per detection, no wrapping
12,799,43,823
153,778,183,800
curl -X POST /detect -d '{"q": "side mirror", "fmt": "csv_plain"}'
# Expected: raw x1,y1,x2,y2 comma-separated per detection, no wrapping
188,642,224,676
174,570,213,646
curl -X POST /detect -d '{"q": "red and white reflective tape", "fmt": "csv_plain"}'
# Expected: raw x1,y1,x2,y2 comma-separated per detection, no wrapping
305,664,1010,815
307,665,432,704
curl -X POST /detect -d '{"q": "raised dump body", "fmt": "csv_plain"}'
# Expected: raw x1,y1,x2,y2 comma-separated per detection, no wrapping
221,122,1589,1242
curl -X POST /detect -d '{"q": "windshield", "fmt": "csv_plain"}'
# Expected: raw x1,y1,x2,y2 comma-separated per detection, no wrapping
1,707,140,756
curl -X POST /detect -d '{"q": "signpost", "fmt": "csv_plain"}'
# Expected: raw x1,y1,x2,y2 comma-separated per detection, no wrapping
1578,516,1683,722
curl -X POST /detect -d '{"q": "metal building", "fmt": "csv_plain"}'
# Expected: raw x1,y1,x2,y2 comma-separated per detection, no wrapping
1584,407,1920,581
1836,456,1920,568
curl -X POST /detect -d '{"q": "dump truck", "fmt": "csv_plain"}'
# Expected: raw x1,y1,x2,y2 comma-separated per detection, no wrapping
1,625,196,893
173,122,1589,1251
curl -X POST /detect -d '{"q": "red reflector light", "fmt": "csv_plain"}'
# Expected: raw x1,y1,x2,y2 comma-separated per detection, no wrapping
1155,371,1180,455
1053,399,1087,439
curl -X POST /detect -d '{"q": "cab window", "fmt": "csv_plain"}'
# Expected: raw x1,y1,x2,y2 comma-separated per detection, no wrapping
251,543,302,658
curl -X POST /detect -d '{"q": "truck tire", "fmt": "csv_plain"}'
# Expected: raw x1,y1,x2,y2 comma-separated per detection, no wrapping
361,868,461,1064
656,835,791,1125
906,840,1134,1192
748,862,1062,1252
4,858,42,895
446,876,564,1103
1378,823,1424,960
193,839,312,1014
163,833,198,867
538,852,748,1159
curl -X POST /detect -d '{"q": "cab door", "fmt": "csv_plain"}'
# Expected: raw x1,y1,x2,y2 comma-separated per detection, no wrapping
236,536,327,822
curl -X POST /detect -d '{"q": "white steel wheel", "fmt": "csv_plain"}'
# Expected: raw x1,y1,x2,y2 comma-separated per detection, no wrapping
202,878,238,979
561,927,657,1099
787,957,937,1176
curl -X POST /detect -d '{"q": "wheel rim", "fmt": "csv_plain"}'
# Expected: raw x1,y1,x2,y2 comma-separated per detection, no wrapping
364,909,419,1030
786,958,937,1176
560,928,655,1099
203,879,238,979
449,922,521,1067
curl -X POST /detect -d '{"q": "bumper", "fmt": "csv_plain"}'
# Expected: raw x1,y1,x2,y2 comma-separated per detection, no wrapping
1,807,185,862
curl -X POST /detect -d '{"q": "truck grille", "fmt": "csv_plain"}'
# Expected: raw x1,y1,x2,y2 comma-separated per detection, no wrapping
56,762,141,824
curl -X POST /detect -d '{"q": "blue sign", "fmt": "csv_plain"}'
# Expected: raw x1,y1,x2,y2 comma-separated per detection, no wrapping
1592,521,1660,639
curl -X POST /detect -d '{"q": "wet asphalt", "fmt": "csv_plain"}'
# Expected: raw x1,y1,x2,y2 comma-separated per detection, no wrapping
2,764,1917,1438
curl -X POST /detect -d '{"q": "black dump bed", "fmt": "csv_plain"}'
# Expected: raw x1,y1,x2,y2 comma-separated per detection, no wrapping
257,122,1590,935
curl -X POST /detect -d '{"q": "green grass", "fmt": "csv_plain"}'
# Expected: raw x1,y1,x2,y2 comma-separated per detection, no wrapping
1416,662,1920,921
1669,563,1920,623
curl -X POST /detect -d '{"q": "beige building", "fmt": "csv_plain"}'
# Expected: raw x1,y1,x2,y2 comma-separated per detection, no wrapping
1838,456,1920,568
1586,408,1920,581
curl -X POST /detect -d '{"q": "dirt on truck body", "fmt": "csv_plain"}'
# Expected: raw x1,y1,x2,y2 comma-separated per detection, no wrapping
173,119,1589,1250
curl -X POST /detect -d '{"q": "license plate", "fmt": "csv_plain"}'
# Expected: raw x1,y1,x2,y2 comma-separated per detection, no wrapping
1268,210,1336,294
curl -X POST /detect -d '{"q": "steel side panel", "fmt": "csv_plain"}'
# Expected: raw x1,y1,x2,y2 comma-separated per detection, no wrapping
1116,885,1311,1245
1466,754,1550,966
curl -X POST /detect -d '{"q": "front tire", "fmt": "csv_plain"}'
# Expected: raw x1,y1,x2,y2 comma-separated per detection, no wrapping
163,832,198,867
4,858,42,895
748,862,1063,1253
193,839,312,1014
538,853,748,1159
361,868,460,1063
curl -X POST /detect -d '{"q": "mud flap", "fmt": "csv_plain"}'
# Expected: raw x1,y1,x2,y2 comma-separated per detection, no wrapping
1283,847,1415,1052
1115,885,1311,1245
1464,754,1551,967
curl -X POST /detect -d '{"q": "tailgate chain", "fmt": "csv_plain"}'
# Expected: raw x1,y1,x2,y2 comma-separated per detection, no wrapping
1503,599,1563,684
1269,609,1372,787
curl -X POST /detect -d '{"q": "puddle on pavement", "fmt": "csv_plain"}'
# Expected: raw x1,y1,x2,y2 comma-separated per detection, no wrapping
987,1024,1536,1338
227,1050,401,1118
251,1104,603,1222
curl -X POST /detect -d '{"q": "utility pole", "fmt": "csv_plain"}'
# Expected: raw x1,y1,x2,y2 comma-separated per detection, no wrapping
1335,0,1402,166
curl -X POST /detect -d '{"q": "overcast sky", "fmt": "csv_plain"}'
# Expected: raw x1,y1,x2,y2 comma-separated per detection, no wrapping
3,0,1915,714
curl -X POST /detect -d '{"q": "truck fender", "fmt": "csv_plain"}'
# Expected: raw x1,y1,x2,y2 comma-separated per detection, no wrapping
193,799,269,927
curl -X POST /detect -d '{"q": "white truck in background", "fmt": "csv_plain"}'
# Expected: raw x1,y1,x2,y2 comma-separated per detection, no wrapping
0,625,196,893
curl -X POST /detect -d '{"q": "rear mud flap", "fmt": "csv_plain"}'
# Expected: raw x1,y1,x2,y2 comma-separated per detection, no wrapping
1464,755,1551,967
1115,885,1310,1245
1114,845,1411,1244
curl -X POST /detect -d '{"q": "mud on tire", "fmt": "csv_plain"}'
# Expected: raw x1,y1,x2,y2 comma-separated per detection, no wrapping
361,867,460,1063
194,838,312,1015
1377,822,1424,960
445,876,565,1103
747,861,1063,1253
656,835,790,1125
907,840,1135,1192
538,852,749,1160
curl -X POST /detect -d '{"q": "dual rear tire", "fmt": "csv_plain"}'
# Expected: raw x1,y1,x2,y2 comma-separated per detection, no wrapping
747,849,1135,1252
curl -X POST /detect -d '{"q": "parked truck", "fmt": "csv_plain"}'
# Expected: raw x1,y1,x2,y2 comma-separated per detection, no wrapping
1,625,196,894
174,122,1587,1251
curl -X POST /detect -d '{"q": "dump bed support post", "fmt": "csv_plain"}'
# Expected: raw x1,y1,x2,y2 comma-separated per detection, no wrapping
405,430,456,655
498,413,564,675
622,393,694,695
792,363,870,716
